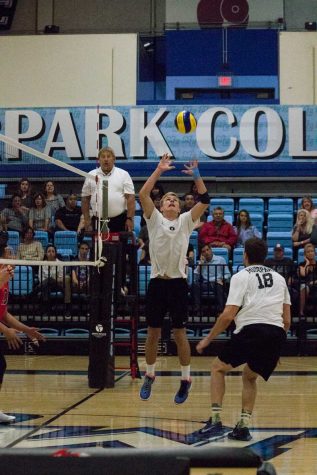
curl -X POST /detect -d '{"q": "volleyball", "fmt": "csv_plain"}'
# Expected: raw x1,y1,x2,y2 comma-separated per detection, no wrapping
174,110,197,134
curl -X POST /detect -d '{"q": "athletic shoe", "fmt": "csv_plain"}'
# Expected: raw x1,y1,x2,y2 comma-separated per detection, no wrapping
0,412,16,424
228,424,252,441
140,375,155,400
174,379,192,404
197,418,223,437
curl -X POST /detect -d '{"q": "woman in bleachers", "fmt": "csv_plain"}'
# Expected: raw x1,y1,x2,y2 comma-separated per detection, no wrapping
299,196,317,223
292,209,313,250
43,180,65,215
234,209,261,246
17,226,44,261
0,193,28,234
298,243,317,316
17,177,33,211
28,192,51,233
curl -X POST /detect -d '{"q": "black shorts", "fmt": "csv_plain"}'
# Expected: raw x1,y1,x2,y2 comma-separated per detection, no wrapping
145,278,188,329
218,324,287,381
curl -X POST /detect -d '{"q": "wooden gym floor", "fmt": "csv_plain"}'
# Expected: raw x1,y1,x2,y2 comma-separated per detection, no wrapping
0,355,316,475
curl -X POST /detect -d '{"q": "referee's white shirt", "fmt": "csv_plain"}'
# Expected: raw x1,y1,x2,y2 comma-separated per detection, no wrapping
81,166,135,218
226,265,291,334
145,208,197,279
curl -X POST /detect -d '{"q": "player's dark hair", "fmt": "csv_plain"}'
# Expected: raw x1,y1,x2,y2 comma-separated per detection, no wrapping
244,237,267,265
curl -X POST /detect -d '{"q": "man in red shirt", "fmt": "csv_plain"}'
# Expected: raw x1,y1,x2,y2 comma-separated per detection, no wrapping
199,207,237,251
0,235,45,424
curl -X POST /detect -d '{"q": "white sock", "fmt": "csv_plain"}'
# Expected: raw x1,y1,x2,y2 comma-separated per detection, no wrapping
181,365,190,380
211,404,222,423
146,364,155,377
238,410,252,428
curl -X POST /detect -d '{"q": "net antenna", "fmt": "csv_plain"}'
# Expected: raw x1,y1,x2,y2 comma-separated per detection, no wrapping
0,133,106,268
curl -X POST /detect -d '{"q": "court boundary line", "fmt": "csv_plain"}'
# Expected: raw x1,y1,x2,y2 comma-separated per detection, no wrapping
5,370,131,448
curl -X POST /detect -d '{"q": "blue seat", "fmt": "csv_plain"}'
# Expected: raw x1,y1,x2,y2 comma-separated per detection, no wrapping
9,266,33,296
266,231,293,249
238,198,264,215
34,230,49,249
64,328,89,338
138,265,151,296
268,198,294,214
232,248,245,273
38,328,60,337
250,213,264,234
0,184,7,198
57,248,73,260
267,247,293,259
209,198,234,221
54,231,78,256
212,247,229,263
7,230,20,254
189,231,199,256
267,213,293,232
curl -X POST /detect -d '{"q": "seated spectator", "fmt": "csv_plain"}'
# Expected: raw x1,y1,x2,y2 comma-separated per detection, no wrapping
181,192,205,229
0,194,28,234
34,244,71,313
17,226,44,261
264,243,294,283
193,244,231,314
43,180,65,215
186,182,200,203
298,243,317,316
234,209,261,246
72,241,90,293
292,209,313,250
17,177,33,211
150,182,165,201
199,206,237,251
55,193,82,233
28,193,51,232
299,195,317,223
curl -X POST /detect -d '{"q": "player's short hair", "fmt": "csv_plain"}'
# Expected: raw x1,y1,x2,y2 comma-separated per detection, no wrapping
160,192,181,207
244,237,267,265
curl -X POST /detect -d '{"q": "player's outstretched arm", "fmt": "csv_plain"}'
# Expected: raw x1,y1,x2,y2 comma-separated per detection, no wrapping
139,154,175,219
182,160,209,222
196,305,239,354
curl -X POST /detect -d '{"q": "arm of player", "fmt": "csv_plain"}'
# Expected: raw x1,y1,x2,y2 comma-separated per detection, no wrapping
139,154,175,219
4,312,46,345
196,305,239,354
282,303,291,333
182,161,209,222
0,320,23,350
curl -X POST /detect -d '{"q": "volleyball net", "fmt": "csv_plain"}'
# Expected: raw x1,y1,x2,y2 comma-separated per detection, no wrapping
0,133,110,268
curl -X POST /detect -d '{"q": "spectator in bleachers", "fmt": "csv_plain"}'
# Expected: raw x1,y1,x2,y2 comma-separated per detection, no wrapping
150,182,165,201
199,207,237,252
234,209,261,246
17,226,44,261
43,180,65,215
299,196,317,223
298,243,317,316
181,192,205,228
193,244,231,314
28,193,51,233
71,241,90,293
35,244,71,313
264,243,295,283
292,209,313,250
54,193,82,234
0,194,28,234
17,177,33,211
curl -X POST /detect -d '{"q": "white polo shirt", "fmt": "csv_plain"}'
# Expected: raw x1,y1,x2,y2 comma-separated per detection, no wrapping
81,166,134,218
226,265,291,334
145,208,197,279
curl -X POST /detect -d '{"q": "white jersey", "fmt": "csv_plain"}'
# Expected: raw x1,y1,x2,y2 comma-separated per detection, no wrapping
226,265,291,334
145,207,197,279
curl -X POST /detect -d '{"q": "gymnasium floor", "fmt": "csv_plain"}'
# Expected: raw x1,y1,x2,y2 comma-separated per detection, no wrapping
0,355,316,475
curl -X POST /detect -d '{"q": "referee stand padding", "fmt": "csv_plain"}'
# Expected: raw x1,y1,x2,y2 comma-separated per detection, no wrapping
0,447,277,475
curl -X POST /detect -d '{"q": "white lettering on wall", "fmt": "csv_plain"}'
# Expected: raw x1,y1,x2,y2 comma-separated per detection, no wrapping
130,108,172,157
289,107,317,157
44,110,82,158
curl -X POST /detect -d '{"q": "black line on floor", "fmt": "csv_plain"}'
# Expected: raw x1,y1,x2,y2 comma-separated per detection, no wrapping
5,371,131,448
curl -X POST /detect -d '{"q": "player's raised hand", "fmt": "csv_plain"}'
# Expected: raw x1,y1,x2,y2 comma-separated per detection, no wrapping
157,154,175,173
182,160,199,177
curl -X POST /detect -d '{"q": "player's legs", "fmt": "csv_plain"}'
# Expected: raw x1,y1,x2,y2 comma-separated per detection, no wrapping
145,327,161,365
173,327,190,366
0,354,15,424
241,363,259,413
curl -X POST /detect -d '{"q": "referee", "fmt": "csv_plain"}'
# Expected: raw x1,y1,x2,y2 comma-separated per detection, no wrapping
81,146,135,234
196,237,291,441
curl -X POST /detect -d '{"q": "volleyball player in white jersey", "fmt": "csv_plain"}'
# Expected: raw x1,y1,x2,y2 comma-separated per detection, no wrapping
196,237,291,440
139,154,209,404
